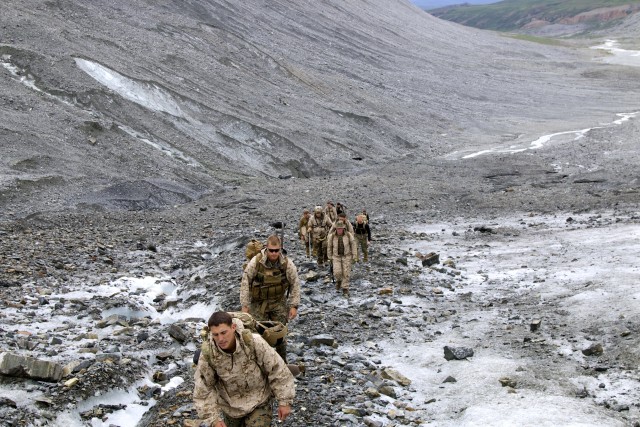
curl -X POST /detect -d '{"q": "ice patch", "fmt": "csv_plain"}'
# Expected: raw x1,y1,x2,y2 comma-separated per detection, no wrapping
118,125,200,167
592,40,640,67
383,212,640,425
74,58,186,118
55,380,157,427
1,56,41,92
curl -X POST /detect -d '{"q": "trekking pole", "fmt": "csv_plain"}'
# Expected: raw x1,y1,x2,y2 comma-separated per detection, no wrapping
328,261,335,284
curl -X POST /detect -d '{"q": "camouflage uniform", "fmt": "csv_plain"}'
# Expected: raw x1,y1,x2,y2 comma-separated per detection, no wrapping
353,217,371,262
306,212,333,266
298,213,311,257
241,249,301,361
324,203,337,223
193,320,295,427
327,227,358,294
328,218,354,235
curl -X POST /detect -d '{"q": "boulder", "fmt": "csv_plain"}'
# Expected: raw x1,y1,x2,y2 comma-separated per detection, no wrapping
309,335,336,347
582,343,603,356
443,345,474,361
0,352,63,382
381,367,411,386
168,324,190,344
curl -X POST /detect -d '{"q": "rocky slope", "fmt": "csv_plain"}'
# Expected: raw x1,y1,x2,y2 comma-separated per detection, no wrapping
2,0,639,217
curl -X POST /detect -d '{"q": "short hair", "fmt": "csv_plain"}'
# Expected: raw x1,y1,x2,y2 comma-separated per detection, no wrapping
303,209,309,214
338,212,347,218
266,235,281,247
208,311,233,328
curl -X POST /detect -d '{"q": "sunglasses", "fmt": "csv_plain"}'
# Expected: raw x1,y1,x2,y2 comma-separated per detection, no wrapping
267,248,281,253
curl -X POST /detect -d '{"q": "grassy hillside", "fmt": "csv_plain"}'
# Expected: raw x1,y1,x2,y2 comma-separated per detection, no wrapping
430,0,640,31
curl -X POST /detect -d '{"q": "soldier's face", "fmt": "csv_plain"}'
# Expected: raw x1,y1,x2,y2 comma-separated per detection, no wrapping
266,244,281,262
336,228,345,235
211,323,237,351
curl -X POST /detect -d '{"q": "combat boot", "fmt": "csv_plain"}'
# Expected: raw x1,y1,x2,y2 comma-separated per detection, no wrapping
335,280,341,292
342,288,349,298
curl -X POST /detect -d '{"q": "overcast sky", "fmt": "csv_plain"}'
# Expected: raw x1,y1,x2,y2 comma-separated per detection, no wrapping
411,0,499,9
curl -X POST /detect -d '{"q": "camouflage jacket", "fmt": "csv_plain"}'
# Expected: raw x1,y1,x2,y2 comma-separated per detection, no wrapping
240,249,301,309
306,214,333,240
327,231,358,260
328,219,354,235
298,215,310,238
193,320,296,424
324,205,337,223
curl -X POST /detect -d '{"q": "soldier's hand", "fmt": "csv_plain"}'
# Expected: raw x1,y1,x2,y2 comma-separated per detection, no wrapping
278,405,292,421
214,421,227,427
288,307,298,320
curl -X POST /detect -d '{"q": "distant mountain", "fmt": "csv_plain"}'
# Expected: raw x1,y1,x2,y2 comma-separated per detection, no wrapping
411,0,498,10
429,0,640,35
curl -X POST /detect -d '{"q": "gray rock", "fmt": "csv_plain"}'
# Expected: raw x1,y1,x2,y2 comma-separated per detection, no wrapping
0,352,63,382
443,345,474,361
582,343,603,356
499,377,517,388
309,335,336,347
381,368,412,386
379,384,397,398
530,319,542,332
363,416,384,427
419,252,440,267
168,324,190,344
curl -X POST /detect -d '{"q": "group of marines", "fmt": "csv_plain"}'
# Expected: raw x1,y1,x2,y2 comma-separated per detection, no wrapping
299,200,371,296
193,201,372,427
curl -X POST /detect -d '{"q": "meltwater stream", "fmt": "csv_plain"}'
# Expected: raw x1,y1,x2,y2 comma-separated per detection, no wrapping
461,111,639,159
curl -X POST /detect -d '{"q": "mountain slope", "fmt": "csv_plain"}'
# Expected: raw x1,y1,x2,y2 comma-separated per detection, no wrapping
429,0,640,34
1,0,639,216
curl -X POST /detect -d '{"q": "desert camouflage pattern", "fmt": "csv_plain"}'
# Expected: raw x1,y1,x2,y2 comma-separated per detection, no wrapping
240,249,301,309
249,298,290,361
193,320,295,425
298,214,310,239
307,214,333,264
355,233,369,262
306,213,332,240
223,401,272,427
327,231,358,290
328,219,354,234
299,214,311,257
324,204,337,222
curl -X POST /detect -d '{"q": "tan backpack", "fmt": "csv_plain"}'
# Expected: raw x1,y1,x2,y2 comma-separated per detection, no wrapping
243,239,264,270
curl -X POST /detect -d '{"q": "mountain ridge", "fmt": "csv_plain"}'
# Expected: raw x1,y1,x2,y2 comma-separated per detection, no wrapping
429,0,640,36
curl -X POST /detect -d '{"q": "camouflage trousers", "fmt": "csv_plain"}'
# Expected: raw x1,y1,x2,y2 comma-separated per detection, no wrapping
249,299,289,362
356,234,368,262
223,400,273,427
331,256,353,290
301,236,311,257
313,238,328,266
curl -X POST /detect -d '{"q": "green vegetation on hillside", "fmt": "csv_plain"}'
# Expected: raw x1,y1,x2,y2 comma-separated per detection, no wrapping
430,0,640,31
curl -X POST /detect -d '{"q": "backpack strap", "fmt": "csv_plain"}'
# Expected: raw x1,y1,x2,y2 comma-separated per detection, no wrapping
240,329,267,378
